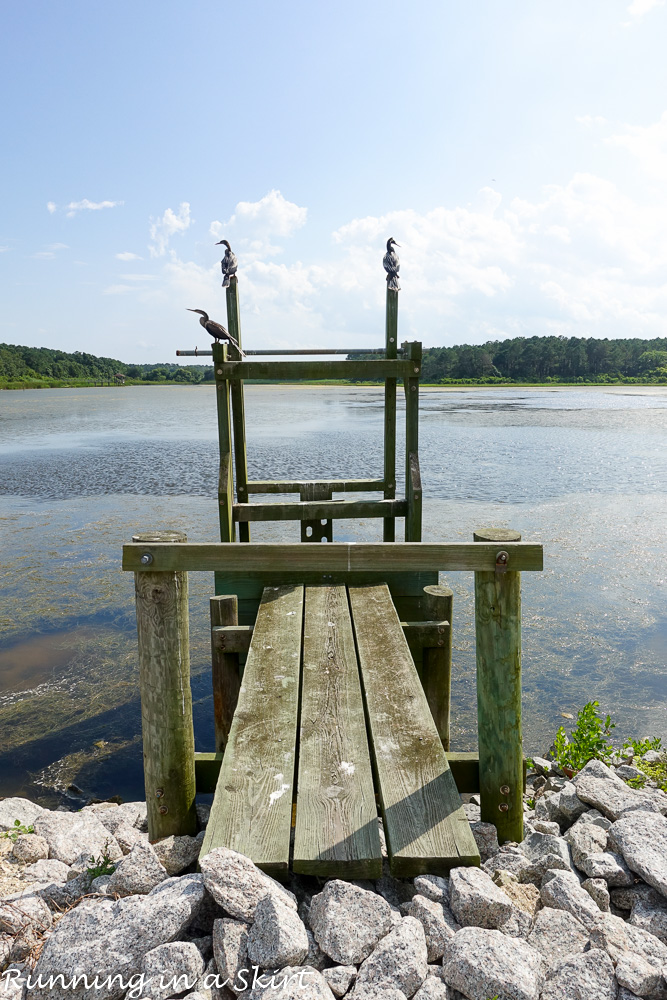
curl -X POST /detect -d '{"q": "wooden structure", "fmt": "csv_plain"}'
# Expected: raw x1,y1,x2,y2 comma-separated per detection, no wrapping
125,278,544,878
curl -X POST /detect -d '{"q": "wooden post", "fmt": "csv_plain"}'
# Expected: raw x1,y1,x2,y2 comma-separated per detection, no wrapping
383,288,398,542
133,530,197,840
210,595,241,751
473,528,523,844
300,483,333,542
421,584,453,750
403,341,422,541
213,342,235,543
226,277,250,542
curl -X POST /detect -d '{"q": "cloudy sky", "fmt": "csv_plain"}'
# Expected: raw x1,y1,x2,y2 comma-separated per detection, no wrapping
2,0,667,362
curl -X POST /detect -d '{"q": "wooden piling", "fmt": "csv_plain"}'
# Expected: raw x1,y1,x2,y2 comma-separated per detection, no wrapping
383,288,398,542
421,584,454,750
132,530,197,840
226,277,250,542
210,595,241,751
213,342,235,543
473,528,523,844
404,341,422,541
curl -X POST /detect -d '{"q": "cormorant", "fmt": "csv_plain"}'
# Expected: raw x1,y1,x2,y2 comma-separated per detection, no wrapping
186,309,244,356
215,239,238,288
383,237,401,291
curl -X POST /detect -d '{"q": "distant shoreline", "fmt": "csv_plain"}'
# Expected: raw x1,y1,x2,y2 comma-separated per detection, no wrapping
2,379,667,392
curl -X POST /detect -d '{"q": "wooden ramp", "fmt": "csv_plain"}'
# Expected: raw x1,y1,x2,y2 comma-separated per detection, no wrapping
200,582,480,877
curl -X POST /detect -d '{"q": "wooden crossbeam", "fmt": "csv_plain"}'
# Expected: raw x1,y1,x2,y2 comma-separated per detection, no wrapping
245,478,384,495
213,359,415,380
232,499,407,522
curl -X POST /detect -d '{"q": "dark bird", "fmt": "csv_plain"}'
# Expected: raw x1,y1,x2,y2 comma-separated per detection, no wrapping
383,237,401,291
186,309,244,356
215,239,238,288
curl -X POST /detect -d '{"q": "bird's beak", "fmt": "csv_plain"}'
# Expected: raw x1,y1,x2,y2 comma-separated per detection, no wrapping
186,308,196,312
214,241,224,245
394,242,401,248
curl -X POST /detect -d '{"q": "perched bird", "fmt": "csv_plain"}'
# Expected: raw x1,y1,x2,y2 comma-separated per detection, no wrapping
383,237,401,291
186,309,244,356
215,239,238,288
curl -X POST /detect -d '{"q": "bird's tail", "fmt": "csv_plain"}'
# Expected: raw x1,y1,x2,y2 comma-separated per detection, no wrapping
386,274,401,292
227,334,245,358
222,276,230,288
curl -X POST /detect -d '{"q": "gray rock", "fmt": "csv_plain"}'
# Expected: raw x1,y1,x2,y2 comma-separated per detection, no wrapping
113,822,148,855
463,802,481,823
212,917,249,995
527,906,590,972
11,834,49,864
581,878,610,911
247,965,336,999
353,917,428,998
413,875,450,905
140,941,205,1000
322,966,356,997
199,847,297,922
559,782,589,823
0,892,52,935
0,797,46,833
565,817,609,867
442,926,544,1000
540,870,602,928
531,756,553,776
449,866,514,929
84,801,148,834
247,896,309,969
589,911,667,971
401,894,458,961
482,845,533,880
309,879,393,965
578,850,634,886
521,830,572,865
615,764,645,780
630,892,667,944
531,820,561,836
413,978,451,999
304,928,328,972
608,811,667,898
574,758,667,820
534,791,568,828
23,858,70,884
575,807,612,830
615,951,665,997
518,852,574,886
540,948,617,1000
31,873,206,1000
90,874,113,893
33,811,122,866
642,750,664,764
496,906,533,940
611,883,656,911
106,841,168,897
153,832,203,875
469,822,499,862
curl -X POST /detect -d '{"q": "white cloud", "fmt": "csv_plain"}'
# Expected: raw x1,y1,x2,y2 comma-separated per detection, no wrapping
45,242,68,251
0,246,9,253
149,202,191,257
576,115,607,127
46,201,56,214
103,284,134,295
210,190,307,259
625,0,664,19
32,252,56,259
119,274,157,281
116,251,143,261
66,199,123,217
606,111,667,180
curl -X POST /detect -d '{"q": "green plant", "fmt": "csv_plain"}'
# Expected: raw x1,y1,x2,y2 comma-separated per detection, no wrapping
1,819,35,842
85,842,117,882
525,796,535,810
626,775,647,789
553,701,616,773
640,757,667,793
622,736,663,758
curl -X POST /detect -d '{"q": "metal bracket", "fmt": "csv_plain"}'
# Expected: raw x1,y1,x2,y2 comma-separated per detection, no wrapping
495,550,509,574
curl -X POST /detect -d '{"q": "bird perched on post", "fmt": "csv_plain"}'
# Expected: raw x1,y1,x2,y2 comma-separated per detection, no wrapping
215,239,238,288
383,238,401,291
186,309,244,356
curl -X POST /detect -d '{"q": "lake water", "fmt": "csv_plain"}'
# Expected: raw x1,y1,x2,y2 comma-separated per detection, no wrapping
1,384,666,805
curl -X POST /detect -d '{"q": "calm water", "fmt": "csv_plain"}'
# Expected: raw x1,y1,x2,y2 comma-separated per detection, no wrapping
1,384,666,804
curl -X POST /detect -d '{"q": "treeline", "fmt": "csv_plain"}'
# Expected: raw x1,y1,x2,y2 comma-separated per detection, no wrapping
400,335,667,384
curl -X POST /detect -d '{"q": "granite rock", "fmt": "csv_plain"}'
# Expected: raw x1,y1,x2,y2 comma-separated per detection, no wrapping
199,847,297,922
629,892,667,944
442,926,544,1000
581,878,610,912
482,845,533,880
401,893,458,961
23,858,70,885
565,817,608,868
106,841,168,897
321,966,356,997
140,941,205,1000
153,833,204,875
247,896,309,969
33,811,123,866
540,870,602,928
574,758,667,821
0,798,46,833
11,835,49,864
309,879,393,965
615,951,665,997
413,875,450,905
589,911,667,971
469,822,499,863
527,907,590,973
449,866,514,929
608,811,667,898
113,822,148,856
353,917,428,998
212,917,249,995
413,978,451,999
247,965,335,999
540,948,617,1000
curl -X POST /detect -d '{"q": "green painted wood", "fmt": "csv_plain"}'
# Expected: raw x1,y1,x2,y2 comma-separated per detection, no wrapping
474,528,524,844
401,620,450,653
211,624,254,654
293,585,382,877
246,478,384,494
123,541,544,574
404,342,422,542
384,287,398,542
349,583,480,875
199,584,304,875
210,595,240,751
233,498,407,522
213,359,412,380
213,342,235,542
226,277,250,542
132,531,197,840
421,585,454,750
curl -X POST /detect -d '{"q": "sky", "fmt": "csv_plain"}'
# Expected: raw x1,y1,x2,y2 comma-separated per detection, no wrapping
1,0,667,362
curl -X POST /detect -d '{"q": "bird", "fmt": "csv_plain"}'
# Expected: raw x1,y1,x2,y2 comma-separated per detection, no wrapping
186,309,244,356
383,237,401,291
215,239,238,287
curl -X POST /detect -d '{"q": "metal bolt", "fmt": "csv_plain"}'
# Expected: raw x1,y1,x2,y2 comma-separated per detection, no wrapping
498,802,509,812
437,639,444,646
411,385,416,391
414,493,420,499
390,337,395,343
414,367,419,373
438,627,445,633
495,550,509,573
140,553,153,566
158,805,169,815
217,369,223,375
155,788,164,798
500,785,510,795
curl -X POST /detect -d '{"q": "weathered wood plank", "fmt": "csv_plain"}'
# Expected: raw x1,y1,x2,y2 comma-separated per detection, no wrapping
349,583,479,875
246,478,384,494
210,596,240,751
293,586,382,877
421,584,454,750
233,499,407,522
406,451,422,544
199,585,304,876
213,359,413,380
384,287,398,542
213,342,234,542
123,541,544,574
211,624,254,654
300,483,333,542
404,342,422,542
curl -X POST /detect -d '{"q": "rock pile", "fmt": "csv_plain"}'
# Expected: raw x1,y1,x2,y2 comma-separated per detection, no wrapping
0,752,666,999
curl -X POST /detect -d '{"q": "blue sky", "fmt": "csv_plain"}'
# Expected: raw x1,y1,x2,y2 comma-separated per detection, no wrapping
2,0,667,362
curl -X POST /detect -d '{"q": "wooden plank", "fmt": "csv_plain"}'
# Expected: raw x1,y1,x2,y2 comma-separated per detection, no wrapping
421,585,454,750
474,529,524,844
123,541,544,574
406,452,422,544
293,586,382,877
226,278,250,542
247,478,384,494
300,483,333,542
383,287,398,542
213,359,413,380
178,348,400,356
349,583,480,875
404,342,422,542
211,624,254,654
199,585,304,876
233,499,407,522
210,596,241,751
